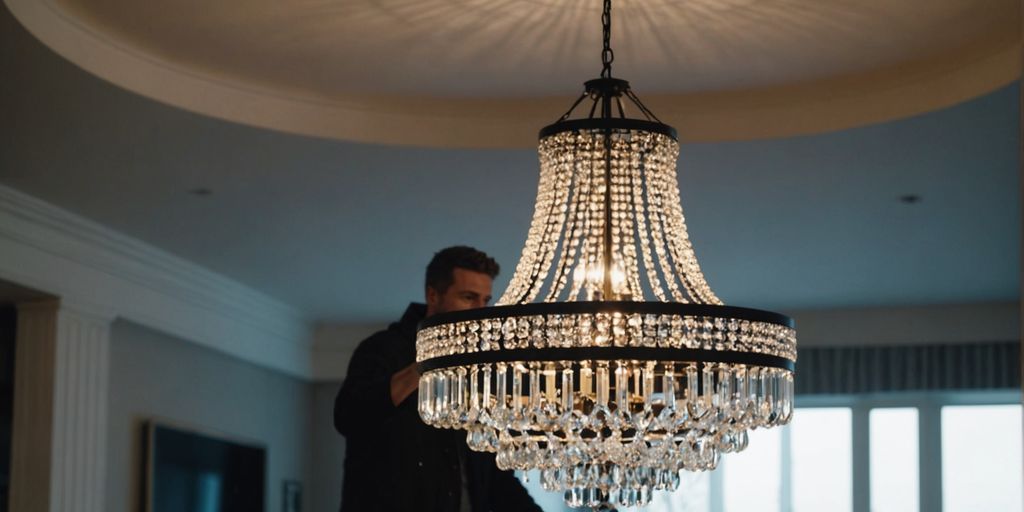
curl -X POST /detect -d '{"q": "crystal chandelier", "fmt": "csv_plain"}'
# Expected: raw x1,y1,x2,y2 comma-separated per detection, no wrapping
416,1,796,507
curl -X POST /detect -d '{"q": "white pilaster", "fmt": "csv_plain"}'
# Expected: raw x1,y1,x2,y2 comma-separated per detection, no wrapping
9,300,112,512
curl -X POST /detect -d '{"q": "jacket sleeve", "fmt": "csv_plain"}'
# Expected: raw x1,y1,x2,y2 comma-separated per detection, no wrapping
333,334,400,437
489,465,544,512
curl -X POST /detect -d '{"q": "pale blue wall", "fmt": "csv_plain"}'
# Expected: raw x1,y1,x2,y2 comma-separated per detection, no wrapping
106,321,315,512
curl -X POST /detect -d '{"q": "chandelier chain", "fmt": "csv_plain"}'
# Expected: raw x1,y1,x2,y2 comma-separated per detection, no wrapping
601,0,614,78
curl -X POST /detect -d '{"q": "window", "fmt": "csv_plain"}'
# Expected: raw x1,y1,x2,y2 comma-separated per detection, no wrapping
941,404,1022,512
522,394,1021,512
791,408,852,512
870,408,919,512
722,427,783,512
637,471,711,512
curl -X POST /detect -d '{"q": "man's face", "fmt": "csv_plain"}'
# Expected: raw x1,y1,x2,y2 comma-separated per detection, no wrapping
426,268,494,317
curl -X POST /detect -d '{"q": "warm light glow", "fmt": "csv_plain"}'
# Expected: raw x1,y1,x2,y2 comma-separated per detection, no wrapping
610,261,627,298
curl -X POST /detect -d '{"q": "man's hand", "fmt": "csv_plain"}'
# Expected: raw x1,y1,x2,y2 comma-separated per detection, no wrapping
390,363,420,406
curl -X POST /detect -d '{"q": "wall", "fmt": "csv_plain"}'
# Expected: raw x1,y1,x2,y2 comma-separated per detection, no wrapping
790,301,1019,347
106,320,314,512
311,382,344,512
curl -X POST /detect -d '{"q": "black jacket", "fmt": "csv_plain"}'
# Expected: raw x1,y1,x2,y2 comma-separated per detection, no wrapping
334,303,542,512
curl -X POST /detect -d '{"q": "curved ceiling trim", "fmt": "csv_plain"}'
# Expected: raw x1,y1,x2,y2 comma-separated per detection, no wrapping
7,0,1020,148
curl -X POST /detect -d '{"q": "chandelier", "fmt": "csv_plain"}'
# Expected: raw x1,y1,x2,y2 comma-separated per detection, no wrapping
416,1,796,507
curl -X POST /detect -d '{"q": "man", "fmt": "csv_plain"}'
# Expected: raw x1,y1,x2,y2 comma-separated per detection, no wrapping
334,246,542,512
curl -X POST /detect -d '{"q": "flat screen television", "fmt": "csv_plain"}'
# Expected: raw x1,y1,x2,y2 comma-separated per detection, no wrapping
143,421,266,512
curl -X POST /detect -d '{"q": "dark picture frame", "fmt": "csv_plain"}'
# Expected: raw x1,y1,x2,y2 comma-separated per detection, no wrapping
142,419,266,512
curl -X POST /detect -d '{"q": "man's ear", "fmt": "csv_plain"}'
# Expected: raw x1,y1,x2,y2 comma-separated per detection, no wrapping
425,286,440,311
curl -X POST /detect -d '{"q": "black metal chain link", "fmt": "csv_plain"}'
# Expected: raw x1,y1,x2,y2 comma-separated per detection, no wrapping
600,0,614,78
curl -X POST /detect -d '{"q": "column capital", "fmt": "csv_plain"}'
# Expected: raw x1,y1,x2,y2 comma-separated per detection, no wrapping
15,298,116,324
58,298,117,324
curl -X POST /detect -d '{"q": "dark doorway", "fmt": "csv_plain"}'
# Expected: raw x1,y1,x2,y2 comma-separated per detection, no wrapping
0,306,15,512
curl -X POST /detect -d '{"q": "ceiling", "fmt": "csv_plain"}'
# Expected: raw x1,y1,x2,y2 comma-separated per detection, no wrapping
0,3,1019,323
5,0,1020,147
51,0,1015,96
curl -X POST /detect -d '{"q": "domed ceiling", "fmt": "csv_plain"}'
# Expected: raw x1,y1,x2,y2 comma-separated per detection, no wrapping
0,2,1019,323
7,0,1020,147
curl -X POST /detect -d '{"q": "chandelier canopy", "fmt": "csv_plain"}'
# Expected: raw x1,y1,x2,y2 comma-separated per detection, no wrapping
416,1,797,507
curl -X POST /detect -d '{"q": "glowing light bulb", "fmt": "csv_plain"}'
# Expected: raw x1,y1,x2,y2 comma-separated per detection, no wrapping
610,261,626,298
586,262,604,288
573,262,587,287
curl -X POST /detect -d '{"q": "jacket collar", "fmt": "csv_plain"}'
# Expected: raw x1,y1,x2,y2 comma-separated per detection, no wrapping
395,302,427,341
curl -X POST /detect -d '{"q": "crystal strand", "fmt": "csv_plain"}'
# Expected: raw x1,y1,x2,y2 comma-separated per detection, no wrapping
524,143,574,302
746,366,760,422
701,365,715,418
536,150,573,295
642,361,655,409
547,133,589,301
657,136,722,305
770,369,783,425
644,139,686,302
632,132,667,301
544,362,558,406
438,371,451,425
756,367,771,425
419,373,434,423
496,363,509,428
621,136,644,299
561,366,574,412
584,132,607,301
733,366,748,422
596,362,610,406
496,154,553,304
515,144,557,302
782,371,794,423
715,365,730,411
512,363,525,426
530,362,542,424
502,132,566,304
608,136,627,299
630,361,642,399
579,361,594,405
455,366,468,425
565,133,597,301
482,364,493,421
648,137,688,300
577,132,600,301
615,362,629,419
685,364,702,418
659,363,676,429
470,365,481,419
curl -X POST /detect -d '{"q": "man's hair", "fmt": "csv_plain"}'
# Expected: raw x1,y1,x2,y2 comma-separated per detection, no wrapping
425,246,500,293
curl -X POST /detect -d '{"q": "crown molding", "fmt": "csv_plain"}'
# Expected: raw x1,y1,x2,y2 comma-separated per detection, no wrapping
0,184,314,378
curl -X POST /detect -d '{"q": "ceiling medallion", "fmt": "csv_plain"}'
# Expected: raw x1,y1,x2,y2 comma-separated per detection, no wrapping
416,0,797,507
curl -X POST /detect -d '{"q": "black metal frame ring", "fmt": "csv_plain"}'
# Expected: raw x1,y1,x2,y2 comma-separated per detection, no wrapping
418,301,795,330
417,346,795,373
539,118,678,140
